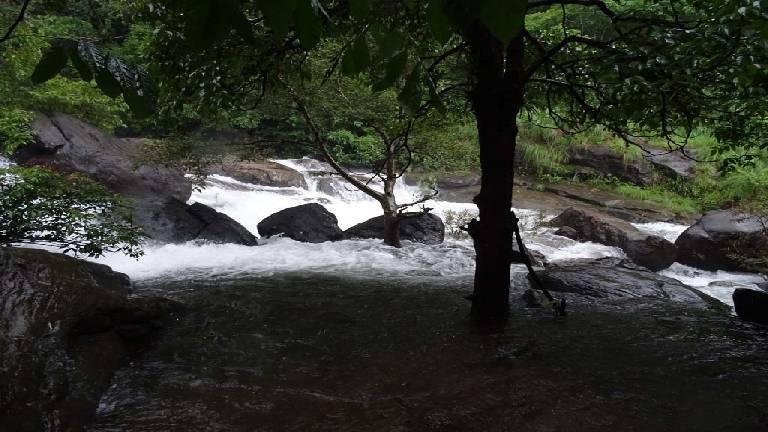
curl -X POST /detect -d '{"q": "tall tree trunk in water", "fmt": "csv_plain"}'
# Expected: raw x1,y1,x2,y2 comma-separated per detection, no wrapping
381,142,402,248
466,27,525,318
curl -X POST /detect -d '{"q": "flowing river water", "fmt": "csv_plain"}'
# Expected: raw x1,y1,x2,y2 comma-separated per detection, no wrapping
94,158,766,306
5,156,768,430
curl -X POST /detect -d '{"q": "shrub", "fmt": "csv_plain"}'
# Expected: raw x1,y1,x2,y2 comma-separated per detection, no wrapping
0,166,144,258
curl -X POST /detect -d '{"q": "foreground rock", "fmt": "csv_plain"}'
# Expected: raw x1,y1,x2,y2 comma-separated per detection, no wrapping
530,257,717,308
344,213,445,245
675,210,768,274
549,207,677,271
733,288,768,325
0,247,182,432
258,203,343,243
15,113,256,244
211,157,307,188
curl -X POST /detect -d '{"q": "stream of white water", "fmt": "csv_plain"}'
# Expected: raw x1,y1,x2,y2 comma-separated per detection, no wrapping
86,158,767,307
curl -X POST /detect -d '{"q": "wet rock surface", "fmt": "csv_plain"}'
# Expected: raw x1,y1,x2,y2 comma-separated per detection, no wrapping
81,274,768,432
531,257,717,308
549,207,677,271
733,288,768,325
675,210,768,273
211,157,307,189
258,203,344,243
0,247,181,432
14,113,257,245
344,213,445,245
15,113,191,241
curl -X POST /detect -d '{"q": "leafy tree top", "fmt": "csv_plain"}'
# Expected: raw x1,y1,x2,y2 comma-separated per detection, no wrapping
134,0,767,162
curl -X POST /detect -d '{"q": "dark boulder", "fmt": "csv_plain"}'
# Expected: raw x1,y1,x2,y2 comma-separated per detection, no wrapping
530,257,716,308
187,202,258,245
549,207,677,271
15,113,256,245
675,210,768,273
567,145,655,186
258,203,344,243
0,247,181,432
344,213,445,245
733,288,768,324
211,157,307,188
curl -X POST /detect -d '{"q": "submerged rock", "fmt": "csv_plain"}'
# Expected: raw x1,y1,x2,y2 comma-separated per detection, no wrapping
532,257,716,308
344,213,445,245
549,207,677,271
675,210,768,273
211,157,307,188
14,113,256,245
733,288,768,324
258,203,344,243
0,247,181,432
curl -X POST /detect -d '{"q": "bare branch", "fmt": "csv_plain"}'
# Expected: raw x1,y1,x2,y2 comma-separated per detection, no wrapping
397,188,439,212
281,79,385,203
1,0,32,44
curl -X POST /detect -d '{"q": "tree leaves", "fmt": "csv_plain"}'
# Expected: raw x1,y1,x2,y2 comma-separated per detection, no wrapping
30,42,69,84
30,40,157,118
427,1,453,44
183,0,254,48
341,36,370,76
294,0,323,49
373,50,408,92
478,0,526,46
398,66,423,115
348,0,371,20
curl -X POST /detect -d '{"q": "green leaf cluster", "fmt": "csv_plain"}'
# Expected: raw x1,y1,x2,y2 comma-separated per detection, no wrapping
0,166,144,258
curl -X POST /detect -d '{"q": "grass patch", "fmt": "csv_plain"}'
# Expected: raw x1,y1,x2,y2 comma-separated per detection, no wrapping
613,184,701,215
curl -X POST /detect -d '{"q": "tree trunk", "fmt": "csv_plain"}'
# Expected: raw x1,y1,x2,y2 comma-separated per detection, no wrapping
383,209,402,248
381,141,402,248
466,27,525,318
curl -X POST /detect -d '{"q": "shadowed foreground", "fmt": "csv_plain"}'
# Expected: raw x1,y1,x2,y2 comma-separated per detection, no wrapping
89,275,768,432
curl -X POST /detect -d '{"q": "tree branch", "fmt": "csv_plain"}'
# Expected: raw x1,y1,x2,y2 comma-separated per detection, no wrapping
283,80,385,203
0,0,32,44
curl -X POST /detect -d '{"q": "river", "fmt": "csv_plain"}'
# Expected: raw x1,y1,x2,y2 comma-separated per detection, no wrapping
92,157,767,307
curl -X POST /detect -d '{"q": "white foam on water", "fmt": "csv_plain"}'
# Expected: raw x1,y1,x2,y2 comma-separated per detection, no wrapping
632,222,689,242
659,263,767,306
93,237,478,282
77,156,766,304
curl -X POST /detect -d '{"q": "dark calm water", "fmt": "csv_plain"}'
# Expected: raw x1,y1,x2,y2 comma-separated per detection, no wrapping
87,274,768,432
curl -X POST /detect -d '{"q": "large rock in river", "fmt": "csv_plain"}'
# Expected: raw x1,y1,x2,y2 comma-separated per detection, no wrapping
0,247,181,432
14,112,256,244
258,203,344,243
732,288,768,325
530,257,716,308
675,210,768,273
211,157,307,188
344,213,445,245
549,207,677,271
